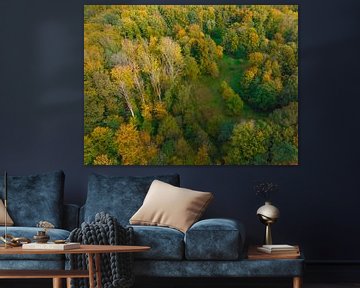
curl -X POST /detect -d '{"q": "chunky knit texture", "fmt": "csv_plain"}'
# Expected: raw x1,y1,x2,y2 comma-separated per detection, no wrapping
69,212,134,288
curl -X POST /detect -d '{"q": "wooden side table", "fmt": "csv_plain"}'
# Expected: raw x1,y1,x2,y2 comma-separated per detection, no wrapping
0,244,150,288
247,245,303,288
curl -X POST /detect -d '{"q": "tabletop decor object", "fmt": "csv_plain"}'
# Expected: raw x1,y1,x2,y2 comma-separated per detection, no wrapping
248,245,300,260
255,182,280,245
34,221,55,243
0,234,31,247
257,244,298,255
22,242,80,250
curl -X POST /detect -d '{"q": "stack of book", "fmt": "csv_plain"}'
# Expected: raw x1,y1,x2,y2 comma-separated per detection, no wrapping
22,242,80,250
248,244,300,259
257,244,299,254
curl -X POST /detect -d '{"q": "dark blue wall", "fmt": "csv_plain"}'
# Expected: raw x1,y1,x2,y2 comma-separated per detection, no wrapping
0,0,359,262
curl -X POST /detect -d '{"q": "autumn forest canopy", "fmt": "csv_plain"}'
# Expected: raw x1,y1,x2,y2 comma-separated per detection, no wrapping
84,5,298,165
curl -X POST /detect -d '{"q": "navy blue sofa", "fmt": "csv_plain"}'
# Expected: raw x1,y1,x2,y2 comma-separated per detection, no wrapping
0,171,79,270
0,171,303,287
80,173,304,283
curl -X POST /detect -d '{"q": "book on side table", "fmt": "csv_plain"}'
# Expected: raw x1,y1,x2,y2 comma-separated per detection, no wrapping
248,245,300,259
22,242,80,250
257,244,299,254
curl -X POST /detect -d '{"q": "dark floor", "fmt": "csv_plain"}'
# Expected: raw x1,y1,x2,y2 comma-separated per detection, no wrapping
306,285,360,288
1,279,360,288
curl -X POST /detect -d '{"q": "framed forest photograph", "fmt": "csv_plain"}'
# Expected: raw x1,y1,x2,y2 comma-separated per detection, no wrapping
84,5,298,166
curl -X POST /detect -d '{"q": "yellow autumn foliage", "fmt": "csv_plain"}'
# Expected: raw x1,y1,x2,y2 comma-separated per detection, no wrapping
141,103,153,121
243,67,258,86
116,123,158,165
248,52,264,66
154,102,168,119
93,154,115,165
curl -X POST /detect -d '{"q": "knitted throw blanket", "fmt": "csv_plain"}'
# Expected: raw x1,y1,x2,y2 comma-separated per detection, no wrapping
68,212,135,288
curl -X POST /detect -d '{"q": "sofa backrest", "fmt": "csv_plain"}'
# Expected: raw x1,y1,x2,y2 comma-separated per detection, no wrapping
82,173,180,226
0,170,65,228
63,203,80,231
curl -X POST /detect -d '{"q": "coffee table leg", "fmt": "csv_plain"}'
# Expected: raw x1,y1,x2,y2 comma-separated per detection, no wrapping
293,276,302,288
52,278,62,288
95,253,102,288
88,253,95,288
66,277,72,288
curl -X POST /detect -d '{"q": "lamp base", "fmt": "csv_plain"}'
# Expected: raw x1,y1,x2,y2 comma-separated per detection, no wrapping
265,223,272,245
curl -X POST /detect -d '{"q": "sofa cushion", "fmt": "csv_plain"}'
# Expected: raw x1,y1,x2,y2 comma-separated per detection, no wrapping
84,174,180,225
0,199,14,226
130,180,213,233
130,225,184,260
0,260,65,270
0,171,64,227
0,227,70,261
184,218,245,260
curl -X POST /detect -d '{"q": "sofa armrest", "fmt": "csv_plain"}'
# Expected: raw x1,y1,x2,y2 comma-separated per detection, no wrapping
79,205,85,224
63,204,80,231
184,218,246,260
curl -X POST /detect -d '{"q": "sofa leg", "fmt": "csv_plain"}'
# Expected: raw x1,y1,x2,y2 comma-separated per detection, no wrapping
293,276,302,288
53,278,62,288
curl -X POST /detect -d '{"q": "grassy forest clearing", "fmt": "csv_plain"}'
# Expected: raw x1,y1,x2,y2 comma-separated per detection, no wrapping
84,5,298,165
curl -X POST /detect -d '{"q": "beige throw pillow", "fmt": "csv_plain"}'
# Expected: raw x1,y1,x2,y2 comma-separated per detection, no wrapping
0,199,14,226
130,180,213,233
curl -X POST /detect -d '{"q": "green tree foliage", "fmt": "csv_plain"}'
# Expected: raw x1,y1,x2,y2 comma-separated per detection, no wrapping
157,115,182,140
218,120,235,143
270,142,298,165
84,5,298,165
225,120,272,165
172,137,195,165
84,126,117,165
184,56,200,80
270,102,298,149
195,145,211,165
237,6,298,112
270,102,298,127
249,82,278,111
220,81,244,116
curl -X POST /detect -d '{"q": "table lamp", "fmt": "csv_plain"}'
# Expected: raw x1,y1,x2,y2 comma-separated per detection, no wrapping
2,171,9,248
256,201,280,245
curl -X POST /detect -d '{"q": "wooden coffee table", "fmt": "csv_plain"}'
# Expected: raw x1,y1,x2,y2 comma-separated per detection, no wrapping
0,244,150,288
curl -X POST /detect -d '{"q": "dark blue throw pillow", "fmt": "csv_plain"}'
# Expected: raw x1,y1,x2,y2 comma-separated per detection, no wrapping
0,170,65,227
84,174,180,225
